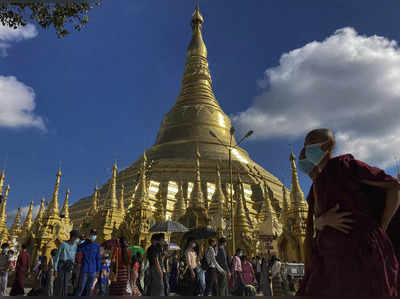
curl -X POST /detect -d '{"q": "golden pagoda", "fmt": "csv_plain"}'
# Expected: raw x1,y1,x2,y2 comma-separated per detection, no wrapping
89,161,125,243
32,169,72,261
277,153,308,262
70,4,302,257
19,199,34,244
0,184,9,243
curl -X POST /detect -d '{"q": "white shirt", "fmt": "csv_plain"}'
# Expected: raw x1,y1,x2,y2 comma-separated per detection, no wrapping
271,261,281,278
205,246,224,273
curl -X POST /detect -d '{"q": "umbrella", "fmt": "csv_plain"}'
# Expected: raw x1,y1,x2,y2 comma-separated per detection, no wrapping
168,243,181,251
101,239,119,249
149,220,189,233
128,245,145,256
183,226,217,240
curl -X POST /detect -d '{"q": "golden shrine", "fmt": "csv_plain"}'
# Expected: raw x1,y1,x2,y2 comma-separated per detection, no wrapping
0,5,309,264
69,5,308,261
0,168,73,262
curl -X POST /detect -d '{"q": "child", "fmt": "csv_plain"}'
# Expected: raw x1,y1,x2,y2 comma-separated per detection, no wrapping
98,257,110,295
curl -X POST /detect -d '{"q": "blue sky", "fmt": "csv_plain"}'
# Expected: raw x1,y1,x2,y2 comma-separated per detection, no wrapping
1,0,400,220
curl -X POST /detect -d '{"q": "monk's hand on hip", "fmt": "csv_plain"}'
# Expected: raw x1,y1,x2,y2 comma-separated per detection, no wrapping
318,204,354,234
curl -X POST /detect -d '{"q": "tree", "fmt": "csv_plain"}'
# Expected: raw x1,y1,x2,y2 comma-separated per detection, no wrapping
0,1,101,38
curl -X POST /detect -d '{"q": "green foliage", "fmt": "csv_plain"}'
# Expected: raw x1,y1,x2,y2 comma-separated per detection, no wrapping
0,1,101,38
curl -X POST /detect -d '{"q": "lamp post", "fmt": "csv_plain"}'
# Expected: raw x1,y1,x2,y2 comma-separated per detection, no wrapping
209,127,253,255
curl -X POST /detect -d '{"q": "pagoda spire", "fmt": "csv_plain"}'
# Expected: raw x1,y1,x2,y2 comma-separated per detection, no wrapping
34,197,45,225
89,185,99,215
281,185,290,228
190,145,204,209
0,168,5,199
22,200,34,231
133,152,149,209
0,185,9,223
258,182,274,223
289,152,305,211
209,163,225,219
108,161,118,210
61,189,70,223
9,207,21,236
234,171,250,233
46,169,61,217
172,181,186,221
118,184,125,214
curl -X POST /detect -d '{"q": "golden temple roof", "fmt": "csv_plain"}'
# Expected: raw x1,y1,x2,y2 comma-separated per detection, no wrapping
9,207,21,237
172,181,186,221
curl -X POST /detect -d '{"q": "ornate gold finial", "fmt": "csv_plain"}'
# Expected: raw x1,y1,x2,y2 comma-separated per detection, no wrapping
61,189,70,221
209,163,226,231
187,3,207,58
190,145,204,209
0,184,9,222
91,186,99,214
0,168,5,199
34,197,45,223
22,200,34,231
172,181,186,221
9,207,21,236
133,155,149,209
281,185,289,227
45,169,61,217
108,161,118,210
118,184,125,214
234,170,250,233
289,152,307,213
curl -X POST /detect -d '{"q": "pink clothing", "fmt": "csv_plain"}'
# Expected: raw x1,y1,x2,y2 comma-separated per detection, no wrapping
232,256,242,272
242,261,255,286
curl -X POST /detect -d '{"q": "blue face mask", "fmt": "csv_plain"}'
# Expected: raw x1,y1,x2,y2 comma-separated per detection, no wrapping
304,142,329,165
297,158,315,175
3,248,8,254
90,235,97,242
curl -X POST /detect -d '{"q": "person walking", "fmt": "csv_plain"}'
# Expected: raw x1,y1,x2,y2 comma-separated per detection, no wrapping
54,230,80,296
130,252,142,296
270,256,284,296
9,244,30,296
45,249,57,296
75,229,101,296
98,257,110,296
231,248,245,296
109,237,131,296
0,243,10,296
169,252,179,293
255,256,261,291
145,233,165,296
216,238,230,296
182,238,202,295
241,255,255,286
204,238,225,296
259,257,272,296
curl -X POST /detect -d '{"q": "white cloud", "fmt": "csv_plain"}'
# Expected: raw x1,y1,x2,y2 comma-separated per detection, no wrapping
7,205,40,228
0,23,38,57
232,27,400,169
0,23,44,130
0,76,45,130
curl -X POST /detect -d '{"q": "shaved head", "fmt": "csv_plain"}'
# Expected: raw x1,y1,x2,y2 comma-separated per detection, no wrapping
305,128,335,146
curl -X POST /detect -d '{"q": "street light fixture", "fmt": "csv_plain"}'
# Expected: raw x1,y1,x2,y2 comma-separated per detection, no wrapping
209,127,253,255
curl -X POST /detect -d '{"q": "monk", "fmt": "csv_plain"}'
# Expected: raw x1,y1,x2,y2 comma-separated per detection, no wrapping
10,244,30,296
296,128,400,296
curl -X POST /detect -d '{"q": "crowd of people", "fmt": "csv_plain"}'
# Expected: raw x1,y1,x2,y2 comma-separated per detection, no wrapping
0,228,300,296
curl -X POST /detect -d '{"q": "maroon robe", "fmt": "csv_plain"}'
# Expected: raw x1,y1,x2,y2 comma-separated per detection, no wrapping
297,154,399,296
10,250,30,296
